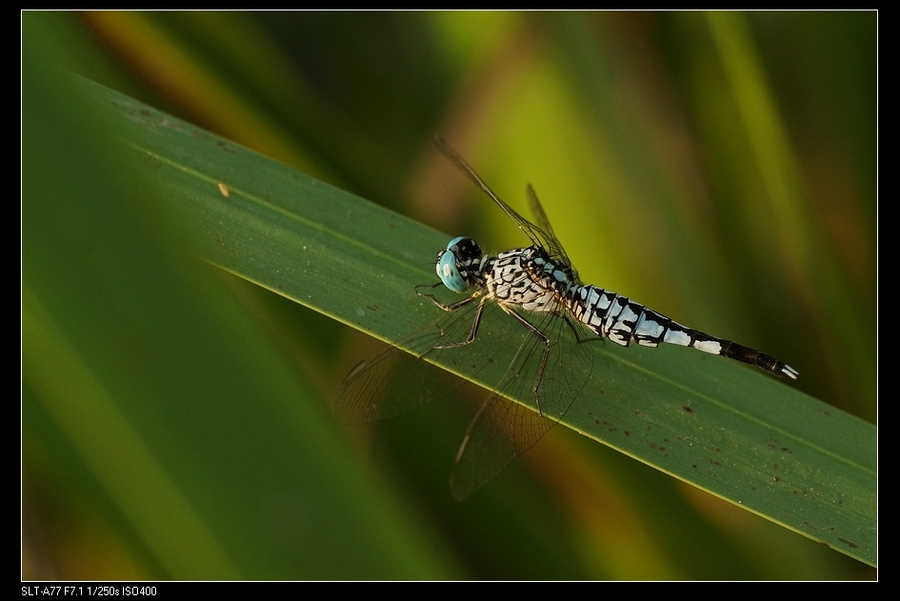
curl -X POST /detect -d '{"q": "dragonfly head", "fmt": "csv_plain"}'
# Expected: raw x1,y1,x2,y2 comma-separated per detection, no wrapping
437,236,483,293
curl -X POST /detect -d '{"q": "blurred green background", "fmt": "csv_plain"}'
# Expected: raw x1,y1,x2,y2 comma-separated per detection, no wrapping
23,11,875,579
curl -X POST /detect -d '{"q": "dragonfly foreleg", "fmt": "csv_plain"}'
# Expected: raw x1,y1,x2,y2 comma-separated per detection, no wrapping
431,296,487,351
416,282,480,313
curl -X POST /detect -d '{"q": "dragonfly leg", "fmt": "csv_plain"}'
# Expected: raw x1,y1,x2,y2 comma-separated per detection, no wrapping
562,314,601,345
415,282,480,313
432,297,487,351
501,307,552,417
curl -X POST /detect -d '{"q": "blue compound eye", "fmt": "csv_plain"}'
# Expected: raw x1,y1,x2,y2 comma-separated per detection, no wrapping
437,236,470,293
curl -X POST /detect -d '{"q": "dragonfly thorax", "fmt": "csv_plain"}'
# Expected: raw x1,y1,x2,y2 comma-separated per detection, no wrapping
484,246,577,314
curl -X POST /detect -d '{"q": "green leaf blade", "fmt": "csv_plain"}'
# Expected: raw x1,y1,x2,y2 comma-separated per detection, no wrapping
83,78,875,567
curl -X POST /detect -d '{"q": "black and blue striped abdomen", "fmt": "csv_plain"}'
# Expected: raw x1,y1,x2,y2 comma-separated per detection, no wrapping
568,285,798,379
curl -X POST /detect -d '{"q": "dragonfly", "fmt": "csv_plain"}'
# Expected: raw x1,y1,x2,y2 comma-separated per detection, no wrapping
333,138,798,501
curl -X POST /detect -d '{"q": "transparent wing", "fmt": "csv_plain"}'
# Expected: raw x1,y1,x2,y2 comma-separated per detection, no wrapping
434,137,581,284
449,307,594,501
334,289,594,501
525,184,579,282
449,395,551,502
332,324,450,425
336,139,594,500
333,289,545,425
331,293,482,425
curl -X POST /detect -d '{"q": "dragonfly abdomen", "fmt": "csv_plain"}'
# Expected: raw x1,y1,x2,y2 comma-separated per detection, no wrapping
570,285,798,379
